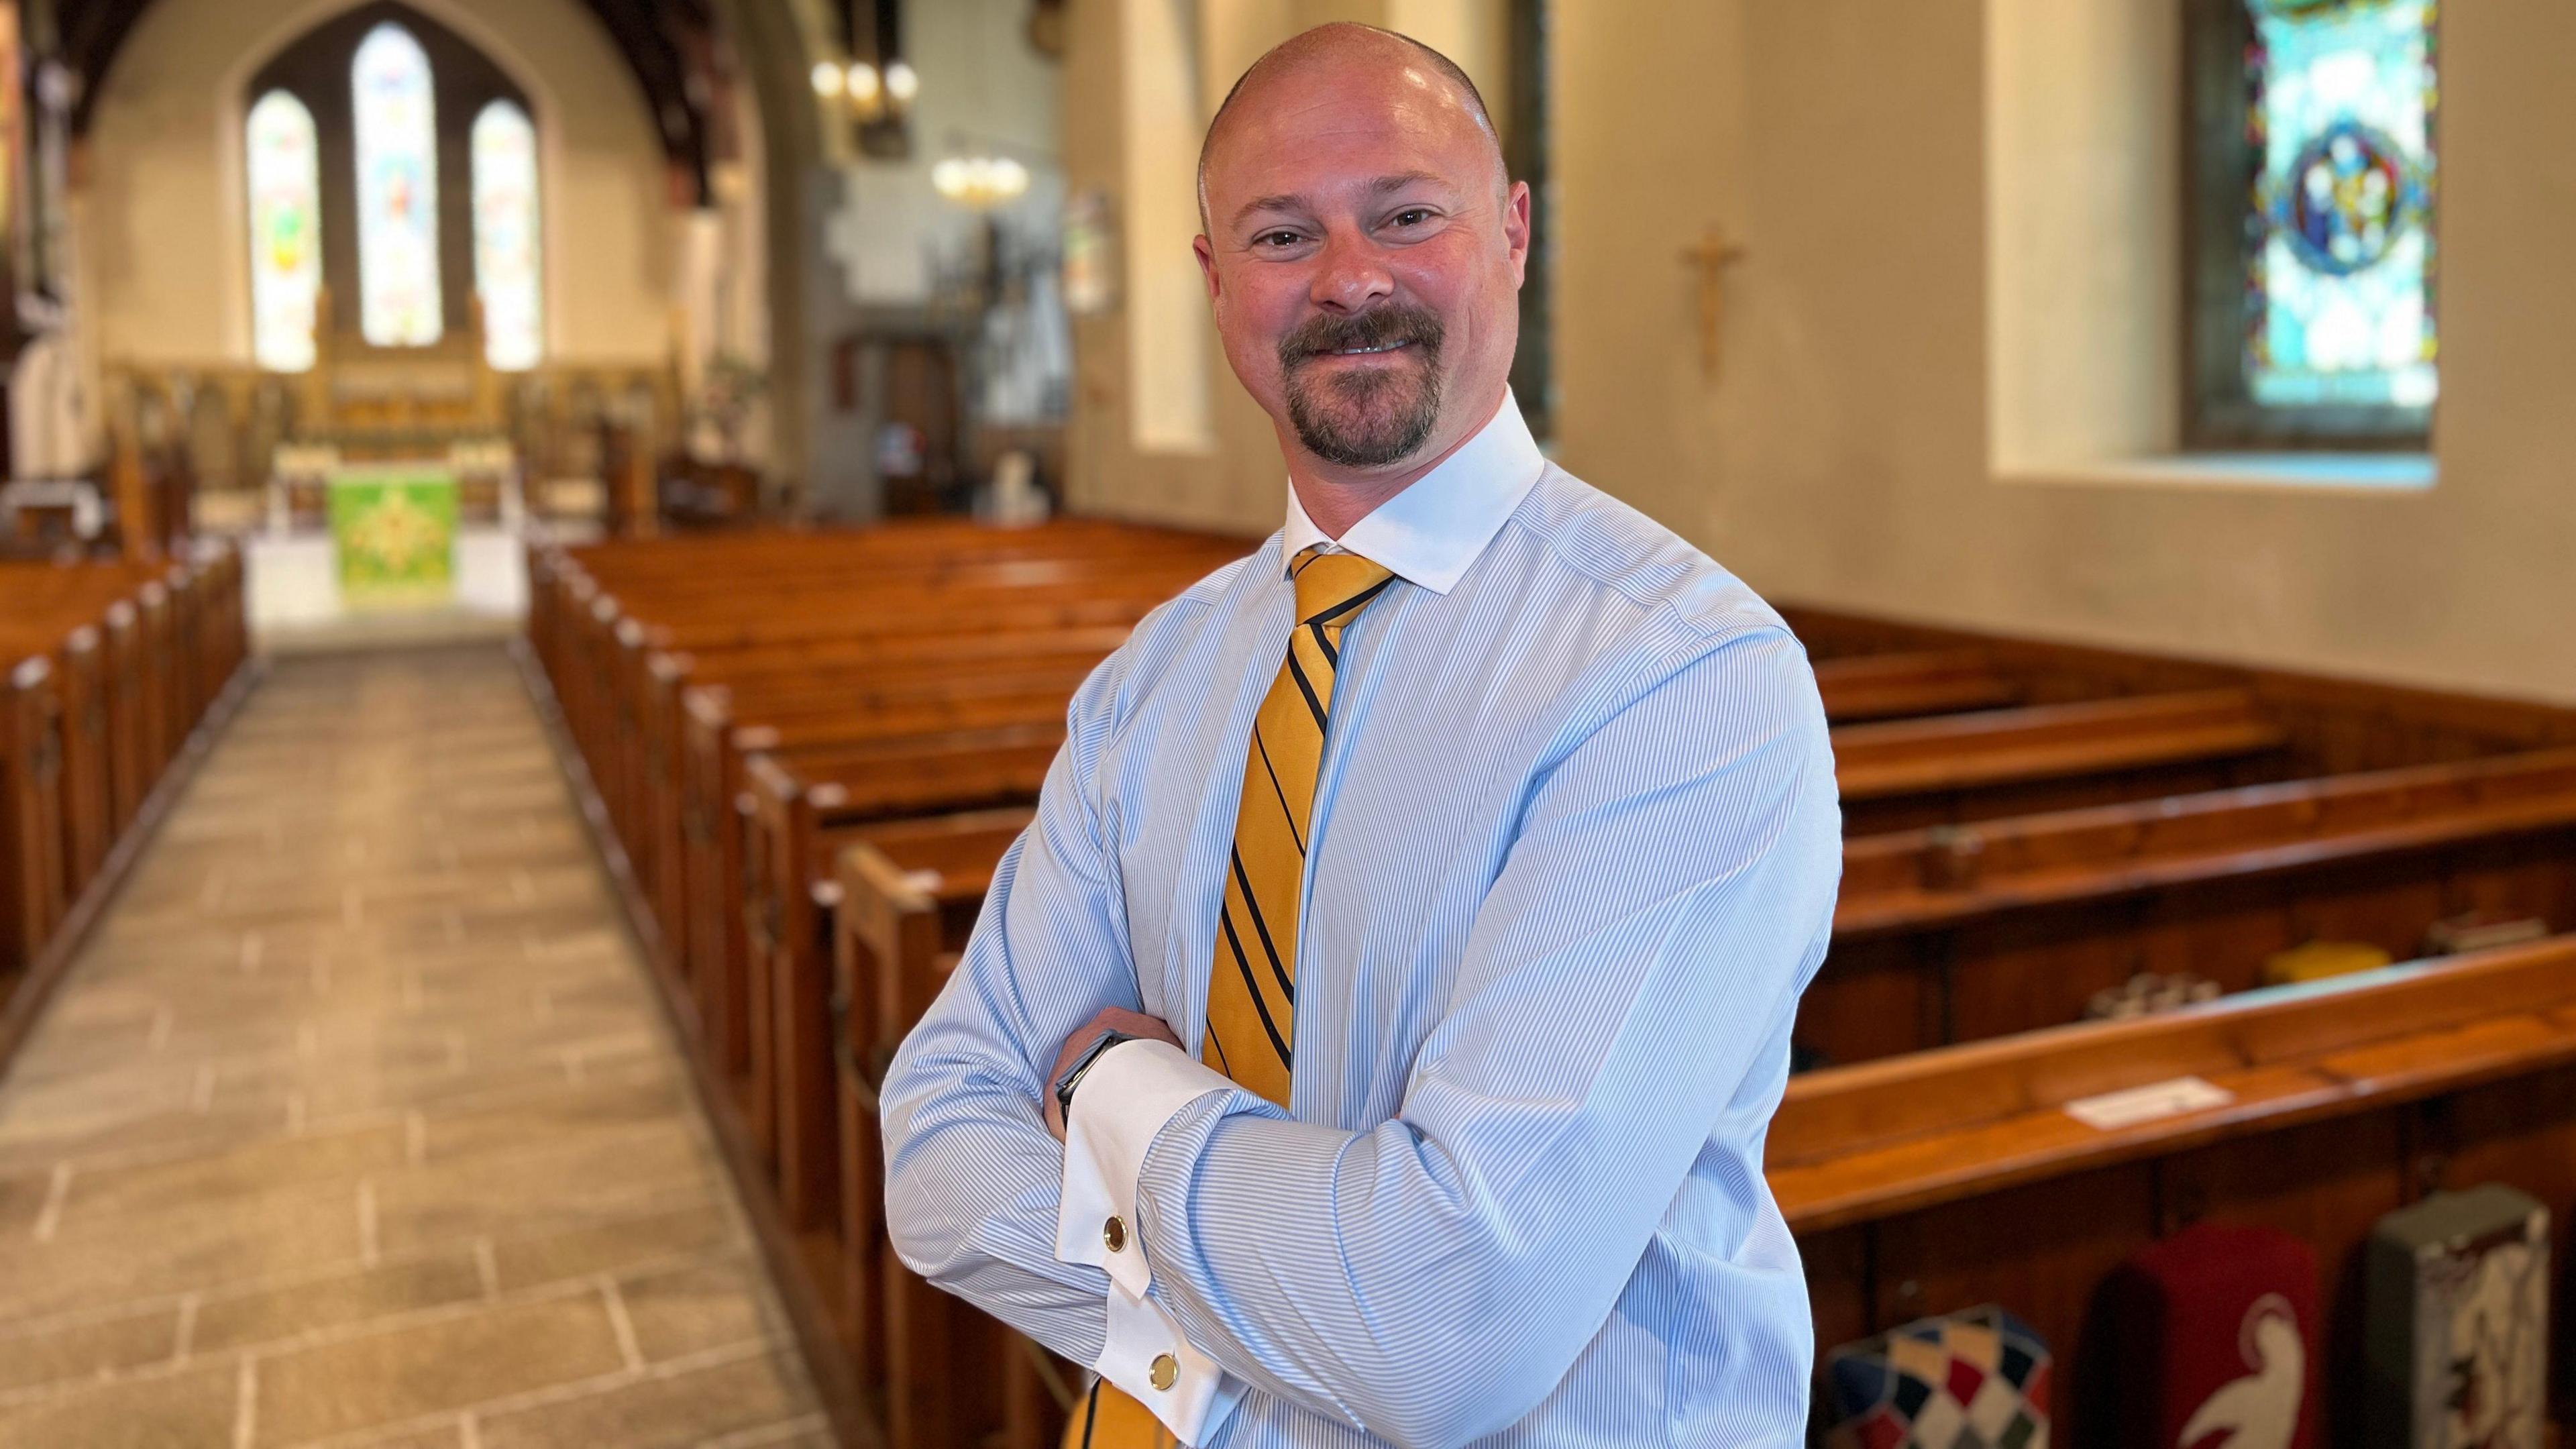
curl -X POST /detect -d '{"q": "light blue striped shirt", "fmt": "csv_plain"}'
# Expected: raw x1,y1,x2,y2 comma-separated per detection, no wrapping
882,395,1843,1446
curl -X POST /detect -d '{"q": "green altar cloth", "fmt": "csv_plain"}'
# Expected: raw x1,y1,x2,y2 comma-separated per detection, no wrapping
327,471,458,602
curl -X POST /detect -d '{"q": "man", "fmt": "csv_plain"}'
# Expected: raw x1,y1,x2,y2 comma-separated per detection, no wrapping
882,23,1839,1447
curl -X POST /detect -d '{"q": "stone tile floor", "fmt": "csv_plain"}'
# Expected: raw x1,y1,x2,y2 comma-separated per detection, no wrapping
0,645,830,1448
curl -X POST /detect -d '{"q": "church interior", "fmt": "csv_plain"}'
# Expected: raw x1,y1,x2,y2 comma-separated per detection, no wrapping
1,0,2572,1443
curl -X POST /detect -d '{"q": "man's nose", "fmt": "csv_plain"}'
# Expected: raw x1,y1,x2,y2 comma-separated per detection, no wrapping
1307,229,1395,313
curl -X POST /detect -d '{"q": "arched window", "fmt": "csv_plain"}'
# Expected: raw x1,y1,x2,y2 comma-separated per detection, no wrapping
471,99,542,370
246,90,323,372
2186,0,2437,443
352,22,442,347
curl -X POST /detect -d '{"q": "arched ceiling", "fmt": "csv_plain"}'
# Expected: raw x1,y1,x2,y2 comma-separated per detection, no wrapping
56,0,720,200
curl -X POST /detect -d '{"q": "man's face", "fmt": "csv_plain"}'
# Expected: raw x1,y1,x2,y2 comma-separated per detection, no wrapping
1195,56,1529,473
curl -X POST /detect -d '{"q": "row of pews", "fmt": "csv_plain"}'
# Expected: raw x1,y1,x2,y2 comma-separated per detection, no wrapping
525,521,2576,1446
526,521,1244,1447
0,547,252,1049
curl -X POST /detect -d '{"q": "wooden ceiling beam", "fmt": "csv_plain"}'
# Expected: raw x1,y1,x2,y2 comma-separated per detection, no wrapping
54,0,717,202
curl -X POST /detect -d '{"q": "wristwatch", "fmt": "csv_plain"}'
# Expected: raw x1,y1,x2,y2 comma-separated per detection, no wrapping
1053,1030,1136,1120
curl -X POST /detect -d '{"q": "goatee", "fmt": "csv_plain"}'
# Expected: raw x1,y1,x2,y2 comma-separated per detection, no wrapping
1279,306,1445,468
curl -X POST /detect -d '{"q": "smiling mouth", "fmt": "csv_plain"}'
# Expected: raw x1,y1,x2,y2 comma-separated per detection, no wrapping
1322,341,1413,357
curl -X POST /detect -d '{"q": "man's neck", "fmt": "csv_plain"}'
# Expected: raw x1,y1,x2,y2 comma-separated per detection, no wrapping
1284,387,1507,540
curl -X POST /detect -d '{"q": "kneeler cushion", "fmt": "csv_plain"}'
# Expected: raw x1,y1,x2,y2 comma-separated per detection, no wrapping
1820,1304,2050,1449
2096,1222,2320,1449
2362,1183,2551,1449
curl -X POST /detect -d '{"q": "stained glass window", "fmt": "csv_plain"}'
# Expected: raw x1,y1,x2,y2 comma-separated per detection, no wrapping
2247,0,2437,411
246,91,322,372
2192,0,2437,441
352,23,442,347
471,100,542,370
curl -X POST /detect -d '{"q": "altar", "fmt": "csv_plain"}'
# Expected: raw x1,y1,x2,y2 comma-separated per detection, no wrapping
111,292,649,639
245,456,547,633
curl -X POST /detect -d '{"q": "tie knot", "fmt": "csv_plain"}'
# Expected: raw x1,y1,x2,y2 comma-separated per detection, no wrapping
1290,546,1395,631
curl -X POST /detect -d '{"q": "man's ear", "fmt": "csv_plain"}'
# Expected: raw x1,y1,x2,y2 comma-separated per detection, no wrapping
1503,180,1532,285
1193,233,1220,301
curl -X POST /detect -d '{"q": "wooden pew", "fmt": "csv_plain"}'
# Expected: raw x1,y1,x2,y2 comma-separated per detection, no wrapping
731,727,1051,1165
637,625,1126,969
0,548,247,993
527,522,1193,801
1785,601,2576,768
745,685,2290,1207
527,537,2576,1449
561,550,1230,967
1772,934,2576,1440
830,809,1053,1449
0,625,105,897
1832,688,2292,833
762,675,2318,1150
1813,648,2020,724
594,573,1197,857
527,525,1236,968
712,695,1081,1148
654,625,1169,1051
694,722,1063,1091
1807,747,2576,1066
656,645,1105,985
744,745,1041,1220
0,655,65,974
1,562,180,959
804,749,2576,1438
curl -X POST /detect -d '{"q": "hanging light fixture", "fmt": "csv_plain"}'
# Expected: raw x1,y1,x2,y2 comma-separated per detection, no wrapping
846,59,883,115
931,155,1030,211
823,0,916,156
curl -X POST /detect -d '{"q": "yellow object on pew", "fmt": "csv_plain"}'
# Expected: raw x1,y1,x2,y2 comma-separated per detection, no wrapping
2261,940,2395,987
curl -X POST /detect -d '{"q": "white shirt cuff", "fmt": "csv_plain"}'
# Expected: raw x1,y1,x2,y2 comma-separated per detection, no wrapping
1095,1279,1244,1445
1055,1038,1234,1299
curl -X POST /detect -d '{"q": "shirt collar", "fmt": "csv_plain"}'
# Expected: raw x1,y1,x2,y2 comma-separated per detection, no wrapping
1279,390,1544,596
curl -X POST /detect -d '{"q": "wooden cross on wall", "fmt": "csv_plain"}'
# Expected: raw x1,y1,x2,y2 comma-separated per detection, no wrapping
1680,228,1747,383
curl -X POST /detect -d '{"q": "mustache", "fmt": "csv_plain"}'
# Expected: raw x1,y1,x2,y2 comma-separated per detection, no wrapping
1277,307,1445,368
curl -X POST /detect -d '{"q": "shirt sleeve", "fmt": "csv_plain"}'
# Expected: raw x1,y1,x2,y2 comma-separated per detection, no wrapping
1055,1039,1240,1436
1123,627,1844,1448
878,653,1155,1374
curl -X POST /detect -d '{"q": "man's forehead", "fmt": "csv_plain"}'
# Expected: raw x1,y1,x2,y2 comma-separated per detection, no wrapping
1205,70,1493,217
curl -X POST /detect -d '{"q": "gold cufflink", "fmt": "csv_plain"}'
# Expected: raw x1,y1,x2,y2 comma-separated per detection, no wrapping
1104,1215,1127,1252
1150,1352,1179,1391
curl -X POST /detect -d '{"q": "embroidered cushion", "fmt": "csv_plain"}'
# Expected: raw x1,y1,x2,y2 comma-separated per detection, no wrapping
2363,1184,2551,1448
2094,1222,2320,1449
1822,1304,2051,1449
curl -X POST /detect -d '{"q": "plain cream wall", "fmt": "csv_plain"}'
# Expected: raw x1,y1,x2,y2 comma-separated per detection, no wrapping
1548,0,2575,704
85,0,676,367
1066,0,2576,703
1986,0,2180,471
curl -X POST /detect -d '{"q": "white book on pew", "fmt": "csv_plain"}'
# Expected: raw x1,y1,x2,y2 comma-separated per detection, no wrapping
2063,1076,2235,1132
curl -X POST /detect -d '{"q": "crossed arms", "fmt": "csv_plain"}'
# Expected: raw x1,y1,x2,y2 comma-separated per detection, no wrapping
879,627,1841,1447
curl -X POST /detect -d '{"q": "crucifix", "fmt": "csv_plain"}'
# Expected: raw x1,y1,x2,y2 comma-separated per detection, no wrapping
1679,227,1748,382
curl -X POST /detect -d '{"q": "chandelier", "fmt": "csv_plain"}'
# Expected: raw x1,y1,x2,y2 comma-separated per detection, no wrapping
813,0,915,157
931,156,1030,211
810,55,918,125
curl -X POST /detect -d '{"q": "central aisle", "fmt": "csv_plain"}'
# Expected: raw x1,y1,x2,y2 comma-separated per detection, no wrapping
0,645,828,1448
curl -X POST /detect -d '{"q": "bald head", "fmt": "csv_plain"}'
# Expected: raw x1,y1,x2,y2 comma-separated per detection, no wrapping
1197,23,1505,231
1187,20,1530,490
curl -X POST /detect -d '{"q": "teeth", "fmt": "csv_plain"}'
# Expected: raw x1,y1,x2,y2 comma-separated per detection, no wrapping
1333,343,1402,355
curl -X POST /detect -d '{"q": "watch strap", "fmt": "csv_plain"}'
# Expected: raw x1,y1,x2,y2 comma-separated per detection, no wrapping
1055,1029,1134,1116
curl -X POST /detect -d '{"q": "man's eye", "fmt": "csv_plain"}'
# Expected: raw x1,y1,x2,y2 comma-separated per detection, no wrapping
1256,231,1304,249
1389,209,1433,227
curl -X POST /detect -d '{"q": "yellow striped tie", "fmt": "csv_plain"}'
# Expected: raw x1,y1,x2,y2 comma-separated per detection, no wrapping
1065,545,1393,1447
